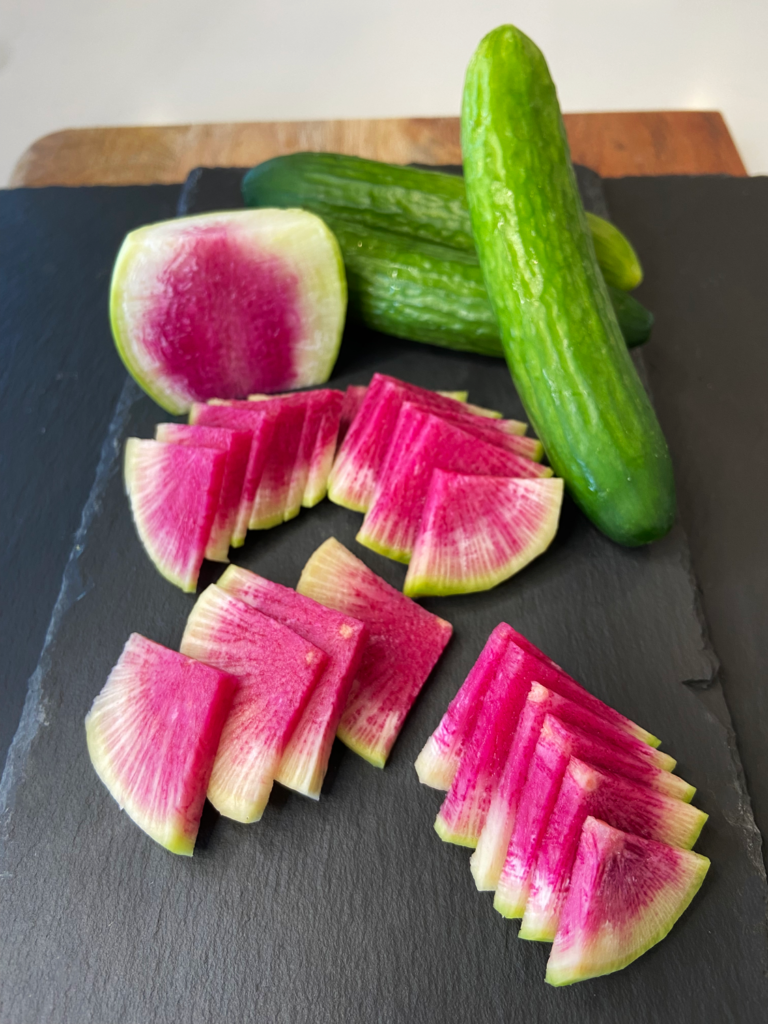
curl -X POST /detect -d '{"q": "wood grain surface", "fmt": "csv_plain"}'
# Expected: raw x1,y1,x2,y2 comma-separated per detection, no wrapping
10,110,746,188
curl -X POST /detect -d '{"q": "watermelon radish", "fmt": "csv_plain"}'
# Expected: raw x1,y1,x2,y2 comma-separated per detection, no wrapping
248,389,344,508
189,401,275,545
328,373,531,512
495,713,693,920
217,565,367,799
521,757,708,943
415,622,515,789
359,406,551,563
416,626,660,798
154,423,251,561
110,210,347,415
545,817,710,985
338,385,370,446
124,438,226,592
85,634,235,855
435,643,550,847
180,585,327,822
296,538,453,767
469,682,676,892
404,472,564,597
209,397,307,528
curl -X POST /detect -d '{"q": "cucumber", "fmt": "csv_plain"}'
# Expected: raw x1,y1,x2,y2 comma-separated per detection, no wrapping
242,153,643,291
461,25,674,546
328,219,652,353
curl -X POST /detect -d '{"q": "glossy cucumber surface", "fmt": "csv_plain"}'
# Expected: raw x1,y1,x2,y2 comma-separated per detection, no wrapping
461,25,674,545
329,219,652,353
242,153,643,291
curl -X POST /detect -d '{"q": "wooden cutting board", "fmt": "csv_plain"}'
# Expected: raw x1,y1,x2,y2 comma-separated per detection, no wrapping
10,111,747,187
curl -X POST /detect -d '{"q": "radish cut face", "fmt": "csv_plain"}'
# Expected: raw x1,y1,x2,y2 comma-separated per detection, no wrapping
297,538,452,768
217,565,367,800
154,422,251,562
521,757,708,943
110,210,347,414
358,405,551,564
546,817,709,986
404,471,564,597
180,585,327,822
414,622,515,790
124,438,226,592
85,634,235,856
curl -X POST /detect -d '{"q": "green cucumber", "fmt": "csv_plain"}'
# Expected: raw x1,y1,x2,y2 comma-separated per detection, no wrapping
242,152,643,291
329,219,652,353
461,25,674,545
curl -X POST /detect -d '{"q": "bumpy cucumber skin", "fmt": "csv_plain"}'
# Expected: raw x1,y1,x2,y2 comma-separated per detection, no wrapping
329,219,651,354
242,153,642,293
586,211,643,291
461,26,674,546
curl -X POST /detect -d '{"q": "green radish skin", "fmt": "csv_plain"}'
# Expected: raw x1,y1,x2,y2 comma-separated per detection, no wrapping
461,25,675,546
242,153,643,292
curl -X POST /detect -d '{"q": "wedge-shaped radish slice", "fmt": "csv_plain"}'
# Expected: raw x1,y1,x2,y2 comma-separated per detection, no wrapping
110,209,347,414
248,389,344,508
180,585,327,822
85,634,235,855
414,623,515,790
404,471,564,596
521,757,708,943
470,682,676,891
329,373,530,512
338,385,369,446
124,438,225,592
495,714,694,920
217,565,367,799
546,817,709,986
297,538,453,767
154,423,251,562
434,642,540,847
417,625,660,799
358,405,551,563
189,401,274,545
208,397,307,528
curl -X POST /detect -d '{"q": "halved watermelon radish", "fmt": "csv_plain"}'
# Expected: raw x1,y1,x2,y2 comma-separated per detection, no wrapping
414,622,515,789
296,538,453,767
404,472,564,597
154,422,251,562
359,406,551,563
545,817,709,985
495,714,694,920
110,210,347,414
189,401,274,545
217,565,367,799
434,643,545,847
521,757,708,943
180,585,327,822
124,438,225,592
328,374,531,512
85,633,235,855
470,682,677,892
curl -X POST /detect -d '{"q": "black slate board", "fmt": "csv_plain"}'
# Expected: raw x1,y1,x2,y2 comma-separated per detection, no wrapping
0,184,181,768
1,171,767,1022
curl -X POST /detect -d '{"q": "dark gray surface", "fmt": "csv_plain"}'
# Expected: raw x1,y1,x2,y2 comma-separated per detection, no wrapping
604,176,768,874
0,184,180,769
1,172,768,1022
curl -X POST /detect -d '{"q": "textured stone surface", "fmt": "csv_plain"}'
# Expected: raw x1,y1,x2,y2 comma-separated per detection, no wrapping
1,172,767,1022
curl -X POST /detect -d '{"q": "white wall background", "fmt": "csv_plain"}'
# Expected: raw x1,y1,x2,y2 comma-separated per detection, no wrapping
1,0,766,185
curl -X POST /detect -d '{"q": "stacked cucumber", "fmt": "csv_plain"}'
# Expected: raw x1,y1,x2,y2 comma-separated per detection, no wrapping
243,153,654,354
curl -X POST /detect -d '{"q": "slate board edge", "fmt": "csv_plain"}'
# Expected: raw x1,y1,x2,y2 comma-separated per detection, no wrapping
0,378,140,840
